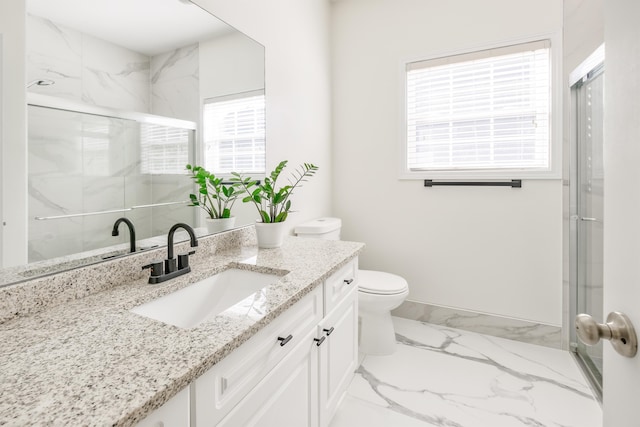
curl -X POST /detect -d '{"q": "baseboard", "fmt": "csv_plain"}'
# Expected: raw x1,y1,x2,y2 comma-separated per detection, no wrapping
392,300,562,349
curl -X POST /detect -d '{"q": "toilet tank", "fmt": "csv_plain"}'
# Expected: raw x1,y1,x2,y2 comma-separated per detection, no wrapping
294,217,341,240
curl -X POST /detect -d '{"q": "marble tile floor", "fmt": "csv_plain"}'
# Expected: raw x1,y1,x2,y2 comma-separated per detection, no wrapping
330,317,602,427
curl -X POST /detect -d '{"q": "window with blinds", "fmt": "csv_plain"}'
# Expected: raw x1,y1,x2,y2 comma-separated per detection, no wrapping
140,123,192,174
203,90,265,175
405,40,551,176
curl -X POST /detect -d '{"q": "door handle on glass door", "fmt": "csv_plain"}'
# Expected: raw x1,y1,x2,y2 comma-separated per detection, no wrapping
575,312,637,358
580,217,599,221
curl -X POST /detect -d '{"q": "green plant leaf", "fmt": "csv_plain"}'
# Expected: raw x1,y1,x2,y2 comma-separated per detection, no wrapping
222,208,231,218
260,210,271,223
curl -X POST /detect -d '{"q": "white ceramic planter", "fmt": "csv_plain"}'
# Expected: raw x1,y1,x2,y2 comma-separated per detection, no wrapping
254,221,288,248
205,217,236,234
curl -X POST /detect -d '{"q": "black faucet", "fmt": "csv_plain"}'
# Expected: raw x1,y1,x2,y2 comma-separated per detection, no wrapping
166,223,198,272
143,223,198,284
112,217,136,253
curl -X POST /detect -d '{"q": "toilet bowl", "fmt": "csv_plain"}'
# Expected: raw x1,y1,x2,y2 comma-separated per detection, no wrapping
294,218,409,356
358,269,409,355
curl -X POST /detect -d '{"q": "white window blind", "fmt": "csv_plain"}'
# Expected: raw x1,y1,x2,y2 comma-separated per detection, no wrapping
406,40,551,174
203,90,265,174
140,123,191,174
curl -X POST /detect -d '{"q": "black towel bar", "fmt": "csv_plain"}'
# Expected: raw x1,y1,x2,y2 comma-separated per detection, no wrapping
424,179,522,188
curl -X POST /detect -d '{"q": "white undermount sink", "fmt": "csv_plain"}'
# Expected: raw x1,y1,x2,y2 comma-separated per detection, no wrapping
131,268,284,329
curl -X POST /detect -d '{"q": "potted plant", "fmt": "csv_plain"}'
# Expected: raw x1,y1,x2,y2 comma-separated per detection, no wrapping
186,164,244,233
231,160,318,248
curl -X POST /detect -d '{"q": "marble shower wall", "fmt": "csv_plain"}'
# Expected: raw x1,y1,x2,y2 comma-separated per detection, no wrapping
26,14,150,112
151,44,200,122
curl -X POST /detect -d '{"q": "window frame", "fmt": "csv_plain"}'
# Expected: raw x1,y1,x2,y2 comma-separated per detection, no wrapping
399,34,562,180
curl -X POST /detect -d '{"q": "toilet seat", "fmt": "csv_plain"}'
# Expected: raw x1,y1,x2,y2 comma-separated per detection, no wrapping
358,270,408,295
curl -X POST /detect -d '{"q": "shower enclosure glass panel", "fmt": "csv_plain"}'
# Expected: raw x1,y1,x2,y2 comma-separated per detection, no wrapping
571,63,604,397
28,105,195,262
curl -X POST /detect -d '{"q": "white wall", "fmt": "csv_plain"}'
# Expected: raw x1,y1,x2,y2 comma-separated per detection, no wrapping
564,0,604,73
0,1,27,267
193,0,333,230
199,32,264,100
331,0,564,325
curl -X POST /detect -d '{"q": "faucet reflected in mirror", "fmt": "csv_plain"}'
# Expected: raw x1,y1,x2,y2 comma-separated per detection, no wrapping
112,218,136,254
143,223,198,284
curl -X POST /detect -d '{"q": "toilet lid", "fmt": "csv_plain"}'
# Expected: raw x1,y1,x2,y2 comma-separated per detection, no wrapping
358,269,408,295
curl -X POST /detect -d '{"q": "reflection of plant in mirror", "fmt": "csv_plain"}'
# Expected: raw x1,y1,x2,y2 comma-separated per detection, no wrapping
186,164,244,219
231,160,318,223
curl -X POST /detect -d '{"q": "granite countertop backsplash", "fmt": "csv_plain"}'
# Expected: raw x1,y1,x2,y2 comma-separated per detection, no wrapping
0,228,364,426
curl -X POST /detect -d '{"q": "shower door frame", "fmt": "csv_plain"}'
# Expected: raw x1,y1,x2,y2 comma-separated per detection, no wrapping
568,44,605,401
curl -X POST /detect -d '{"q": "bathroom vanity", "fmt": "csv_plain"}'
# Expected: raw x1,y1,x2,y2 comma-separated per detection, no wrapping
0,228,364,426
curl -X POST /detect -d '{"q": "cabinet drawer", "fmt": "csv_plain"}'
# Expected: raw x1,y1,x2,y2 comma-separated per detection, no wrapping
195,286,322,425
324,258,358,314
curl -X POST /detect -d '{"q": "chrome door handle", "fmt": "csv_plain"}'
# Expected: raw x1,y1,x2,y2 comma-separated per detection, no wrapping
575,312,637,357
580,217,598,221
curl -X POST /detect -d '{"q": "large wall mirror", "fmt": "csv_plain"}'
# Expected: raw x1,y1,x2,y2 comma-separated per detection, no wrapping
1,0,265,286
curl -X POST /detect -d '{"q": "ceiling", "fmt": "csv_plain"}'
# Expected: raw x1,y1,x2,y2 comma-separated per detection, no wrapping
27,0,233,56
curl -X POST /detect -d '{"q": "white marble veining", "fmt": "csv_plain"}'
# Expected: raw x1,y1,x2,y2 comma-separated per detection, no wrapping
82,36,149,111
331,317,601,427
27,14,150,112
393,301,562,349
27,14,83,100
150,44,200,121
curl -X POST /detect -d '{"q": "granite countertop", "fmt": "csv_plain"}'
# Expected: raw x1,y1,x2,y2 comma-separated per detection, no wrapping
0,237,364,426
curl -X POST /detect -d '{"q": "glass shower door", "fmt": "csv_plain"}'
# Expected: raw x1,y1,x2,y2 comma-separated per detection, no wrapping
572,63,604,397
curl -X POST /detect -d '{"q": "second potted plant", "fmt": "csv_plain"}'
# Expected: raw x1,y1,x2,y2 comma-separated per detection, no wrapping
231,160,318,248
186,164,244,234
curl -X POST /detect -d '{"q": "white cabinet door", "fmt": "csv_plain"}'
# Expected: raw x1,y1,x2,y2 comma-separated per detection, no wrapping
216,327,319,427
136,386,190,427
318,286,358,427
195,287,322,425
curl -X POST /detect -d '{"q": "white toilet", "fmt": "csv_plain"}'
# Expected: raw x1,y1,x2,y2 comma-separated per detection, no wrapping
295,217,409,356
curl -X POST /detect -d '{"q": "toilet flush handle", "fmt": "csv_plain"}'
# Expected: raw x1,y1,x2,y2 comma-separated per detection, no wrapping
344,278,354,285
